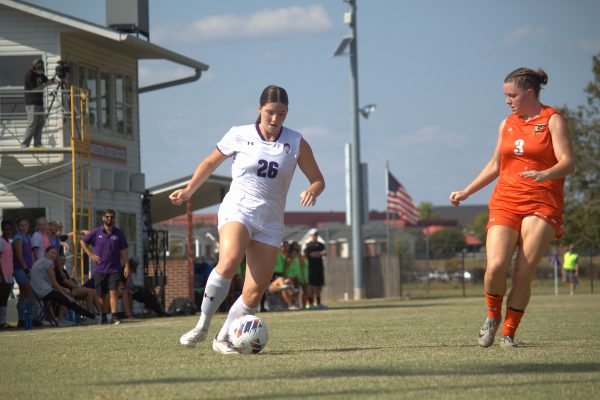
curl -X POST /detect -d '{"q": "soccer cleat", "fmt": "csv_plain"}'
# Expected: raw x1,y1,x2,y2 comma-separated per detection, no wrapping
477,317,500,347
499,334,518,348
179,328,207,347
212,335,239,354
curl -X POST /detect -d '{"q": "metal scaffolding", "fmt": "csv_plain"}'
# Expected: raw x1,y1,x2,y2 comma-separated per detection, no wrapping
0,84,92,282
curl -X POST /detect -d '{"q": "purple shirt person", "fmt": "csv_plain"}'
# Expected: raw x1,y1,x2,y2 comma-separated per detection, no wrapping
80,209,129,324
81,225,128,274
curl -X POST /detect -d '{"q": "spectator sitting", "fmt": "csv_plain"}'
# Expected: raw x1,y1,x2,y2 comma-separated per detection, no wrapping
264,242,296,310
125,258,168,317
283,241,307,309
54,254,100,319
268,275,299,310
30,247,98,324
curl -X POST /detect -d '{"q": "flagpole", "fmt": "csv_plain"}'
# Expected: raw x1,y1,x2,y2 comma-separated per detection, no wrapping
385,161,392,287
385,161,390,222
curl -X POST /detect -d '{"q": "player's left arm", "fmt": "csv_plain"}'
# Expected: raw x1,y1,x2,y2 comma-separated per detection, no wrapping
519,113,575,182
298,138,325,207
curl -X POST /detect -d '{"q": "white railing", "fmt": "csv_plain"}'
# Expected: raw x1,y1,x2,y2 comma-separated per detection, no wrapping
0,86,83,149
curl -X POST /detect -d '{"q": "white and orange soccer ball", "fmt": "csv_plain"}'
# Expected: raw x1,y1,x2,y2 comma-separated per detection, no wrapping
228,315,268,354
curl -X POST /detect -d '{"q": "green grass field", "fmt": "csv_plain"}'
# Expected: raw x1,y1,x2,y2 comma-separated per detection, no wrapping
2,294,599,400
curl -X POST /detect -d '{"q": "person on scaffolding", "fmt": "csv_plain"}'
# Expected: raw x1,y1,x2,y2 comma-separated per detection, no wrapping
22,58,56,149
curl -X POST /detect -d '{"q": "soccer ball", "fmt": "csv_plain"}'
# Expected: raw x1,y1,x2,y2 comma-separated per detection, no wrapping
228,314,268,354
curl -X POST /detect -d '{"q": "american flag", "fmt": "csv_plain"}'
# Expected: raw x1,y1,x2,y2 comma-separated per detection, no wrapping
387,171,419,225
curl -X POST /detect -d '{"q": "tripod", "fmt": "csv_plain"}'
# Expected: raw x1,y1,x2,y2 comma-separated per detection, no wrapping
42,78,82,142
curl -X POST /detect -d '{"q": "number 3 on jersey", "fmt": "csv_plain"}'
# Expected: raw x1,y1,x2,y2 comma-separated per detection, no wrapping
514,139,524,156
257,159,279,178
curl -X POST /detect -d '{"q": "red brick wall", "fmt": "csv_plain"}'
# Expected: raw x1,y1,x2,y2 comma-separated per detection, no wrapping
146,259,193,310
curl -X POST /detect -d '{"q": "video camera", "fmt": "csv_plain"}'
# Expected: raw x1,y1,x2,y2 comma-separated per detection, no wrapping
55,60,70,80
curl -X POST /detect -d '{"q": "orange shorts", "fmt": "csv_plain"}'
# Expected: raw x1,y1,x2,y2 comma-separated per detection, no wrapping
487,209,563,238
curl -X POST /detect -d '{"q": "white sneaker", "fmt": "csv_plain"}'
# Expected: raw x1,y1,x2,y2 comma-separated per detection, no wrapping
179,328,207,347
477,317,500,347
212,335,239,354
499,334,518,349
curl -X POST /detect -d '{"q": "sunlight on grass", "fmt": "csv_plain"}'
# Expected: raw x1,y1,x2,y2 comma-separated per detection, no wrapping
1,294,599,399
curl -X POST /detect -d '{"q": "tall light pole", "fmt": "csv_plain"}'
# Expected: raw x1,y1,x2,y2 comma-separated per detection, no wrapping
334,0,365,300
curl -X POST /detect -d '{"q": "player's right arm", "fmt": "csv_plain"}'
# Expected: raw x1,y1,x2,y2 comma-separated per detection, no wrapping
449,120,504,206
80,237,101,264
169,148,228,205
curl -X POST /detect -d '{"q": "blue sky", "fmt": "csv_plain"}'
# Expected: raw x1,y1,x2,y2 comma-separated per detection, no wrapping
29,0,600,213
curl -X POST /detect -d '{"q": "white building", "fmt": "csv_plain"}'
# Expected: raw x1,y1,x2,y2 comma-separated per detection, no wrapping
0,0,210,276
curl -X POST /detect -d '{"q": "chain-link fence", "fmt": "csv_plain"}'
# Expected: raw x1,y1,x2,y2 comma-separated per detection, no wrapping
322,248,599,302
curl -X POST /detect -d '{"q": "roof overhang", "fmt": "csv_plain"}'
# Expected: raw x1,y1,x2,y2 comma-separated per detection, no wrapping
147,174,231,223
1,0,209,92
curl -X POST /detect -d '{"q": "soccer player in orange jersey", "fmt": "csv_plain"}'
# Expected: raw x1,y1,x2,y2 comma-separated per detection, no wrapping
449,68,575,348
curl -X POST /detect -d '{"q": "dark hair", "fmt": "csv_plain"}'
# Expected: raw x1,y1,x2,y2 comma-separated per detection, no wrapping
1,220,14,230
16,217,29,226
256,85,289,124
103,208,116,216
45,246,58,254
504,67,548,98
32,58,44,68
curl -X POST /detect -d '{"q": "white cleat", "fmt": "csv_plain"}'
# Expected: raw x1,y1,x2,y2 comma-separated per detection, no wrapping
499,334,518,349
179,328,207,347
477,317,500,348
212,335,239,355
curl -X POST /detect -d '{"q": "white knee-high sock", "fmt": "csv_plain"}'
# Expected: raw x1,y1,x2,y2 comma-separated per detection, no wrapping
194,270,232,332
216,296,257,342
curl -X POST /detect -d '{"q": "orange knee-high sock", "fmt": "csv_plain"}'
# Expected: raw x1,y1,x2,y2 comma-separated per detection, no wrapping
485,291,503,320
501,307,525,338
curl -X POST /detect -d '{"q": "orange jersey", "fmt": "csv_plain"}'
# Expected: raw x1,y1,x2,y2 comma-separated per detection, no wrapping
489,105,564,217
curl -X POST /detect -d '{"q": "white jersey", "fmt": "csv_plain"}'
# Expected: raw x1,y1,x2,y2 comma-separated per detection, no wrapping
217,123,302,227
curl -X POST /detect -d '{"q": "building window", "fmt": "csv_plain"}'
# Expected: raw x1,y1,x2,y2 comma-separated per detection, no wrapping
99,72,112,131
115,73,134,139
77,65,98,130
0,54,43,120
119,211,138,257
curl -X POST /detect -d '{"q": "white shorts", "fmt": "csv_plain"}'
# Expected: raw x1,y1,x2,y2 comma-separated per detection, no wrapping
218,205,283,248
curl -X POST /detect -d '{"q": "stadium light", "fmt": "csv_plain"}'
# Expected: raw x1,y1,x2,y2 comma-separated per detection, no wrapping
359,104,376,119
333,0,365,300
333,36,353,57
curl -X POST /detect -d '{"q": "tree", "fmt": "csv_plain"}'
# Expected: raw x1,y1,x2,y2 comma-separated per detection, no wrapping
466,211,489,245
393,234,414,268
418,201,440,221
429,228,466,259
560,54,600,248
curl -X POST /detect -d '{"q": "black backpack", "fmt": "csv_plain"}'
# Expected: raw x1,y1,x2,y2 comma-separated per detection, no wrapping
168,298,198,315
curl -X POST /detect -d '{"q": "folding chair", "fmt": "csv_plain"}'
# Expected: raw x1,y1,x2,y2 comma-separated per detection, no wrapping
35,295,58,327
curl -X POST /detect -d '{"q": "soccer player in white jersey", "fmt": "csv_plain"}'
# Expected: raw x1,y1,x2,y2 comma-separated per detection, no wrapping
169,85,325,354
